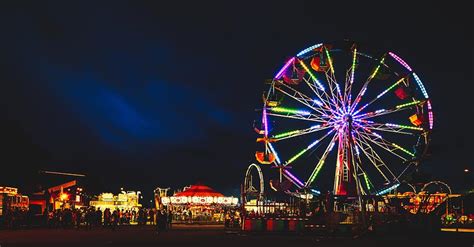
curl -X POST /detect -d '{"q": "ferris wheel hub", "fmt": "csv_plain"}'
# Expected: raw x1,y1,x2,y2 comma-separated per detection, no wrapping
343,114,353,123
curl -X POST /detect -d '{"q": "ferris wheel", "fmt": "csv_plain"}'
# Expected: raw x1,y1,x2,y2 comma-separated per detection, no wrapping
255,41,434,197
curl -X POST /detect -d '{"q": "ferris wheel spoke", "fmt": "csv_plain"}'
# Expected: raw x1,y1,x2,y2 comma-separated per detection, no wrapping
343,46,358,110
323,47,345,109
350,55,387,114
282,169,304,189
267,112,327,123
305,133,338,187
356,120,424,135
352,132,397,184
353,76,408,115
283,129,335,166
272,124,332,142
274,83,332,116
355,99,425,120
352,151,375,195
300,75,336,112
298,60,337,111
298,60,327,92
349,143,370,196
356,128,414,161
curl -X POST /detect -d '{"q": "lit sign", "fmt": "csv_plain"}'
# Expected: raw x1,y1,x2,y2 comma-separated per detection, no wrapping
161,196,238,206
0,187,18,195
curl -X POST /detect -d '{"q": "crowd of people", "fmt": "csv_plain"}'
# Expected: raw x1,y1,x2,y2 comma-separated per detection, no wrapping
0,207,173,230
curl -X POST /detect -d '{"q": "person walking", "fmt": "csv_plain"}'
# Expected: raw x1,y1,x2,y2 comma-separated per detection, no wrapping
111,209,119,231
155,210,162,235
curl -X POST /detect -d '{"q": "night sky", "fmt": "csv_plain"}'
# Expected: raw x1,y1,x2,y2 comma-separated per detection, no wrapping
0,1,472,200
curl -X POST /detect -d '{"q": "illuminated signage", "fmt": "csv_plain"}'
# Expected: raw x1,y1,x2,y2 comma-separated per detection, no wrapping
161,196,238,205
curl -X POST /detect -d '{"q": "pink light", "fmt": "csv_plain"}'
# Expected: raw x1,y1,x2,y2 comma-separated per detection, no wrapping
389,52,412,72
263,108,269,136
427,100,434,129
274,57,295,79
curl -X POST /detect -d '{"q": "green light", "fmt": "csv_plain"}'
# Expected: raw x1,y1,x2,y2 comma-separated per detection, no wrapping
350,48,357,84
287,148,307,165
324,48,335,74
299,60,325,90
307,159,325,185
363,173,371,190
270,107,311,115
369,57,385,80
396,100,420,109
392,143,415,157
377,78,405,99
385,123,423,131
273,130,301,139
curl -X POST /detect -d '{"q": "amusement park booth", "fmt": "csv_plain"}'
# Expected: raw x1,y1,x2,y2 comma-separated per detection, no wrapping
0,186,29,217
160,184,239,223
29,180,86,212
89,191,142,212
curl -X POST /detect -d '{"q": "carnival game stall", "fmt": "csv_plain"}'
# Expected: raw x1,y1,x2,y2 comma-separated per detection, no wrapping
160,184,238,224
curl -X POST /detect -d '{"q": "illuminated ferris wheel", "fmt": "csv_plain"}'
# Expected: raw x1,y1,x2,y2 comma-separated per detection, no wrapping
255,41,434,197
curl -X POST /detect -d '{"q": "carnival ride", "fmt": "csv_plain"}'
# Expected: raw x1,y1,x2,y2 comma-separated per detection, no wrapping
243,164,265,203
254,41,434,200
386,180,459,214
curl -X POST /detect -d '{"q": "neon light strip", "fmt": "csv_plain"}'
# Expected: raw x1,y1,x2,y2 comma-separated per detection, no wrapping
324,48,335,74
392,143,415,157
389,52,412,71
307,135,338,185
363,173,371,190
263,108,269,136
308,139,321,151
368,57,385,80
313,99,323,106
412,73,429,99
296,43,323,57
268,143,281,165
299,60,325,90
372,132,382,139
350,56,386,114
377,77,405,99
376,183,400,195
310,189,321,195
396,100,420,109
287,148,309,164
273,130,301,139
274,57,295,79
427,100,434,129
308,159,325,185
283,169,304,187
350,48,357,84
270,107,311,115
385,123,424,131
286,130,333,165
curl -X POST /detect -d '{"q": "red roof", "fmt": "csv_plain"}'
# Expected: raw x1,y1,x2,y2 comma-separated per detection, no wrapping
174,184,224,197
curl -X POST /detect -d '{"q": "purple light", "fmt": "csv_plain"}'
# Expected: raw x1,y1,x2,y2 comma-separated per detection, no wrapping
274,57,295,79
389,52,412,72
283,169,305,187
372,132,382,139
263,108,269,136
